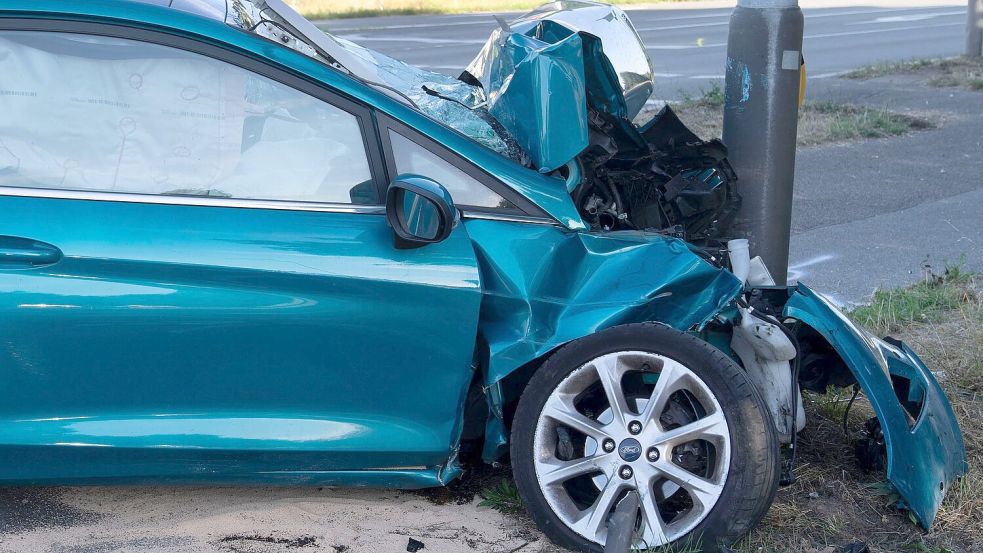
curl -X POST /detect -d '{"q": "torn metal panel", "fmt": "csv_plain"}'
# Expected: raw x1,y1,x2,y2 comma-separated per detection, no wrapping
463,1,655,174
464,21,589,173
730,306,805,443
467,1,654,121
466,219,744,460
784,284,968,528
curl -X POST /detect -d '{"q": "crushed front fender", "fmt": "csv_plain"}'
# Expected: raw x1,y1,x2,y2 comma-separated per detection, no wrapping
784,283,967,528
466,221,743,460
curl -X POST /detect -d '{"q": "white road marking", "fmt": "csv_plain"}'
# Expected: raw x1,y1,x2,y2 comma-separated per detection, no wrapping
344,35,488,45
859,10,966,24
322,19,495,32
808,71,845,79
646,44,704,50
636,21,729,32
788,254,837,283
646,20,965,50
805,21,963,39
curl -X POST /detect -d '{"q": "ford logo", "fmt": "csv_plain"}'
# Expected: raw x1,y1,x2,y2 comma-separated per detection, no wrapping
617,438,642,462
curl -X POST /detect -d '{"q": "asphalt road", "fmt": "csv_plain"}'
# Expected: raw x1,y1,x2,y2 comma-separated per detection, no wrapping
317,0,969,99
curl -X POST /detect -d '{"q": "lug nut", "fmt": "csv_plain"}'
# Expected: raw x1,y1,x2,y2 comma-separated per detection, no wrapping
628,420,642,435
646,447,660,462
619,465,634,480
602,439,616,453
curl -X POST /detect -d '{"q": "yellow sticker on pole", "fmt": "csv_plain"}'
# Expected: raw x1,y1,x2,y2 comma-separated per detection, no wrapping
799,54,806,107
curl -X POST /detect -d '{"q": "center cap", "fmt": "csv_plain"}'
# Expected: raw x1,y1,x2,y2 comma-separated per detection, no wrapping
618,438,642,462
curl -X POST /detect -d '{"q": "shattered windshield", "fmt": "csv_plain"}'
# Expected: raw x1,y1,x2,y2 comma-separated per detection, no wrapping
223,0,524,161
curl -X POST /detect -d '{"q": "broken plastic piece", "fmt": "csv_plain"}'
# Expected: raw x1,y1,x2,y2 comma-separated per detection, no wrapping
604,490,640,553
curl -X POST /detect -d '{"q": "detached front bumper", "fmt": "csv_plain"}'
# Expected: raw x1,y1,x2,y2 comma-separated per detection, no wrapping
785,284,968,528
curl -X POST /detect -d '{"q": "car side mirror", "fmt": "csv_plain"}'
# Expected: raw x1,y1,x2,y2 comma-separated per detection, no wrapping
386,175,459,249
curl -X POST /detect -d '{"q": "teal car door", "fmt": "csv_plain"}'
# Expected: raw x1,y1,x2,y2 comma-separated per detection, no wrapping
0,28,485,484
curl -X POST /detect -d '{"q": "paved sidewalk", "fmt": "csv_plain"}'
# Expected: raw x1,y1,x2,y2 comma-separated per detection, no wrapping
788,76,983,304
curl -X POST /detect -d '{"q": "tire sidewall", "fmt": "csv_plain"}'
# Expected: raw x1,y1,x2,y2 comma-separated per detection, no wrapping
511,323,780,553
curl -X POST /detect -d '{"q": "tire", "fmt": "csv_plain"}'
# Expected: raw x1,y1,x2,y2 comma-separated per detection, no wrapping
511,323,780,552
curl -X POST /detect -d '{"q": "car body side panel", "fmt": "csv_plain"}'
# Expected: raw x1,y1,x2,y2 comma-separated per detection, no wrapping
464,220,743,460
0,196,481,483
784,284,968,528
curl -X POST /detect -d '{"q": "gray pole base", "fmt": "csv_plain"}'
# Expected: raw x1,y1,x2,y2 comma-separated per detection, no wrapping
969,0,983,58
722,5,804,283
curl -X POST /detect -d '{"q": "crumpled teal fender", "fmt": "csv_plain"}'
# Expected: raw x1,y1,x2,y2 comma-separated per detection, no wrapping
465,221,743,460
472,21,589,173
785,284,967,528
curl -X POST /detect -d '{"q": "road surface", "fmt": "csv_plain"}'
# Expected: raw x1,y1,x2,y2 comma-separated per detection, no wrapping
317,0,968,99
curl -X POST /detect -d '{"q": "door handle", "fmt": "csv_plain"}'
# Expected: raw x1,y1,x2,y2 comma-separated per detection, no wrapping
0,236,63,268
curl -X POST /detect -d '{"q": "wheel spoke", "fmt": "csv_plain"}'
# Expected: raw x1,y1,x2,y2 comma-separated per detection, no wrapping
578,477,625,540
656,460,725,509
637,359,685,428
639,480,670,547
540,454,611,486
594,354,630,427
542,398,609,442
651,411,728,447
532,349,733,547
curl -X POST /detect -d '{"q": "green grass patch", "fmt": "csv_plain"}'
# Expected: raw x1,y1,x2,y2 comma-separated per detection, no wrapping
478,478,524,515
810,384,858,423
850,264,979,336
843,58,943,80
844,57,983,92
678,81,725,109
798,101,934,146
661,82,935,147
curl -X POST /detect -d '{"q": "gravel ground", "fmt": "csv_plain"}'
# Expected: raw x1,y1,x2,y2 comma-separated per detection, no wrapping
0,484,555,553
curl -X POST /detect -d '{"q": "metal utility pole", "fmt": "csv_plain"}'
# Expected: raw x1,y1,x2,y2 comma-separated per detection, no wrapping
722,0,804,284
969,0,983,57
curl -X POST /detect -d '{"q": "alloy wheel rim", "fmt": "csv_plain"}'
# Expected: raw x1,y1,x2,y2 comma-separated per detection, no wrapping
532,351,732,548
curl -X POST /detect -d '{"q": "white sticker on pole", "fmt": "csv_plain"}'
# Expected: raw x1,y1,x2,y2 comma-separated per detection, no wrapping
781,50,800,71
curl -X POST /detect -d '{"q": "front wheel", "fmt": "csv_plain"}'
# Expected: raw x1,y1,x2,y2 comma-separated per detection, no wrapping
511,324,780,552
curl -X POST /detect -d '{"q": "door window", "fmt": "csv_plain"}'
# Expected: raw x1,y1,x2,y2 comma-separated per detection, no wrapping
388,130,514,210
0,31,378,205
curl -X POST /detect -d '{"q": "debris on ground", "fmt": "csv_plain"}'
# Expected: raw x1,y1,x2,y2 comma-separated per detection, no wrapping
219,534,318,550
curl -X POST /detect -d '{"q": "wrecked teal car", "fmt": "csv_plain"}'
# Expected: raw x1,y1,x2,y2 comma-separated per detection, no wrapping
0,0,966,550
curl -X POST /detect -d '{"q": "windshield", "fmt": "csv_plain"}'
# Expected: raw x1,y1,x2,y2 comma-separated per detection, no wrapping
217,0,522,161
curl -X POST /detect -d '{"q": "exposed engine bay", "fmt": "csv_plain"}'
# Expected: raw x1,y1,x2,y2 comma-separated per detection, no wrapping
459,1,741,242
569,105,739,241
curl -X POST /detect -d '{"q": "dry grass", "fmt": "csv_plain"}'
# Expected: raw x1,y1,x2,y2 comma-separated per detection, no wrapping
735,270,982,553
291,0,692,19
844,57,983,92
652,82,937,147
478,271,981,552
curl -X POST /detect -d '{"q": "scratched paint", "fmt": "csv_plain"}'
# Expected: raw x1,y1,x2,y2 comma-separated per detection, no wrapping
740,64,752,102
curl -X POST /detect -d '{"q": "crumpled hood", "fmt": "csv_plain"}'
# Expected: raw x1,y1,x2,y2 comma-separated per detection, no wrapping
461,1,655,172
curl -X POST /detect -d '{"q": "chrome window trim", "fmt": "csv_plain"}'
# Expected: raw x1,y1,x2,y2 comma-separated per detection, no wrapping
460,210,560,226
0,186,386,215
